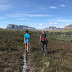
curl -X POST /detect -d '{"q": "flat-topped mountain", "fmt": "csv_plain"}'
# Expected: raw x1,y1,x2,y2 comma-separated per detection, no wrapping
64,24,72,29
6,24,35,30
44,26,63,30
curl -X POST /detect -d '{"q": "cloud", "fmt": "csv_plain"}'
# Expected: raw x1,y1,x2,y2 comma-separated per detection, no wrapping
6,14,23,17
0,4,12,11
0,0,12,11
61,4,65,7
59,26,64,28
39,24,42,26
49,6,57,9
0,0,8,4
6,13,53,18
25,14,53,17
16,18,28,20
0,25,6,28
32,23,46,29
56,19,72,22
66,23,70,25
0,17,6,19
48,22,58,25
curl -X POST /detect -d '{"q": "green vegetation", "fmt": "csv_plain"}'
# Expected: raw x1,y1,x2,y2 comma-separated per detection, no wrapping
29,31,72,72
61,28,72,32
46,31,72,42
47,28,72,32
0,28,72,72
0,29,25,72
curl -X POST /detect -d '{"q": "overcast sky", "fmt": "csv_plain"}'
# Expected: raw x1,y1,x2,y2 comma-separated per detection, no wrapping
0,0,72,29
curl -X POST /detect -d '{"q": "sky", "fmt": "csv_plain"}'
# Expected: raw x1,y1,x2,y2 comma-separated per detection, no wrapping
0,0,72,29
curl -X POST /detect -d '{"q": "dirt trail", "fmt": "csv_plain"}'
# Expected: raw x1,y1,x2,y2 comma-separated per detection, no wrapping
22,53,30,72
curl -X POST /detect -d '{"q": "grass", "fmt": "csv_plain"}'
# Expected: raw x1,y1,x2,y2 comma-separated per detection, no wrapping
29,38,72,72
0,29,25,72
46,28,72,32
0,28,72,72
29,31,72,72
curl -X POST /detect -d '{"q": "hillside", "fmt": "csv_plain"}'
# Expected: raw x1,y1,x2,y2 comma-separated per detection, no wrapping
6,24,35,30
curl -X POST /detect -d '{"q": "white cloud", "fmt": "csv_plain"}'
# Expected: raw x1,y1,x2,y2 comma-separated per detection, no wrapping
6,14,23,17
49,22,58,25
49,6,57,9
66,23,71,26
59,25,64,28
54,23,58,24
0,0,12,11
61,4,65,7
0,17,6,19
0,0,8,4
16,18,28,20
6,13,53,18
56,19,72,22
23,14,53,17
39,24,42,25
0,4,12,11
0,25,5,28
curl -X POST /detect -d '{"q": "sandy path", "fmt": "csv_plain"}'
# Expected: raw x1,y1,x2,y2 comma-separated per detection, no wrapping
22,53,30,72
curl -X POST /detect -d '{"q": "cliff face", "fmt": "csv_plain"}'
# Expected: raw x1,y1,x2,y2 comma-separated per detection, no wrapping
49,26,57,30
6,24,35,30
64,24,72,29
44,26,63,30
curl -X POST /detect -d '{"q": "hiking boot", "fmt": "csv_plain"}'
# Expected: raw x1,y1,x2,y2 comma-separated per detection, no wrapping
27,50,29,53
26,50,27,52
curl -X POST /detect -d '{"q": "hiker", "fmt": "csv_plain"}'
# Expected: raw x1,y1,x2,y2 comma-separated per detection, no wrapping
39,31,48,57
24,30,30,52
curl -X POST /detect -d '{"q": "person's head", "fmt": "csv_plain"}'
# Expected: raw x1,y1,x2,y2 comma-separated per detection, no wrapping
42,30,45,34
26,30,28,33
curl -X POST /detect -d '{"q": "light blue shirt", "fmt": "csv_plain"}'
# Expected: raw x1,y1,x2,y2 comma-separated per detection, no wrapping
24,34,30,41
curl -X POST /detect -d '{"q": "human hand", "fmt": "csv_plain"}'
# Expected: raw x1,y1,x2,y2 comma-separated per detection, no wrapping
24,42,25,44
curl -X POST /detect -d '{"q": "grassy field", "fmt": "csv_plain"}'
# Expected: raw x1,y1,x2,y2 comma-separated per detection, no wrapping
29,31,72,72
46,28,72,32
0,29,25,72
0,28,72,72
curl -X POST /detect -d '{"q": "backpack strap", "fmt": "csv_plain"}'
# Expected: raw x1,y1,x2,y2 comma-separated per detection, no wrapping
41,34,46,38
41,34,46,41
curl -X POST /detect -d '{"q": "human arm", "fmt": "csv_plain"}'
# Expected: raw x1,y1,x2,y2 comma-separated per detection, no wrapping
46,36,48,44
29,34,30,39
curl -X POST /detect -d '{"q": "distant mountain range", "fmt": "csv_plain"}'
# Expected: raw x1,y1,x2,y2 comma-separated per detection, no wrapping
6,24,72,30
44,24,72,30
64,24,72,29
6,24,35,30
44,26,63,30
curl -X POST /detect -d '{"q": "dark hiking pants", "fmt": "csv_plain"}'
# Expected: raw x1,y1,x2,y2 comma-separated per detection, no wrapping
41,41,47,55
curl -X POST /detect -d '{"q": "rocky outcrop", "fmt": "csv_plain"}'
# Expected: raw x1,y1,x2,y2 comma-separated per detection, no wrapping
6,24,35,30
49,26,57,30
64,24,72,29
44,26,63,30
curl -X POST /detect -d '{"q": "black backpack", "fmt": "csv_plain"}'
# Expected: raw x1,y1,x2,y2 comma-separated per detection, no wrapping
41,34,46,41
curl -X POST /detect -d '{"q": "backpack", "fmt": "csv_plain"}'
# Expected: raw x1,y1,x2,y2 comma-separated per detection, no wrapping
41,34,46,41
